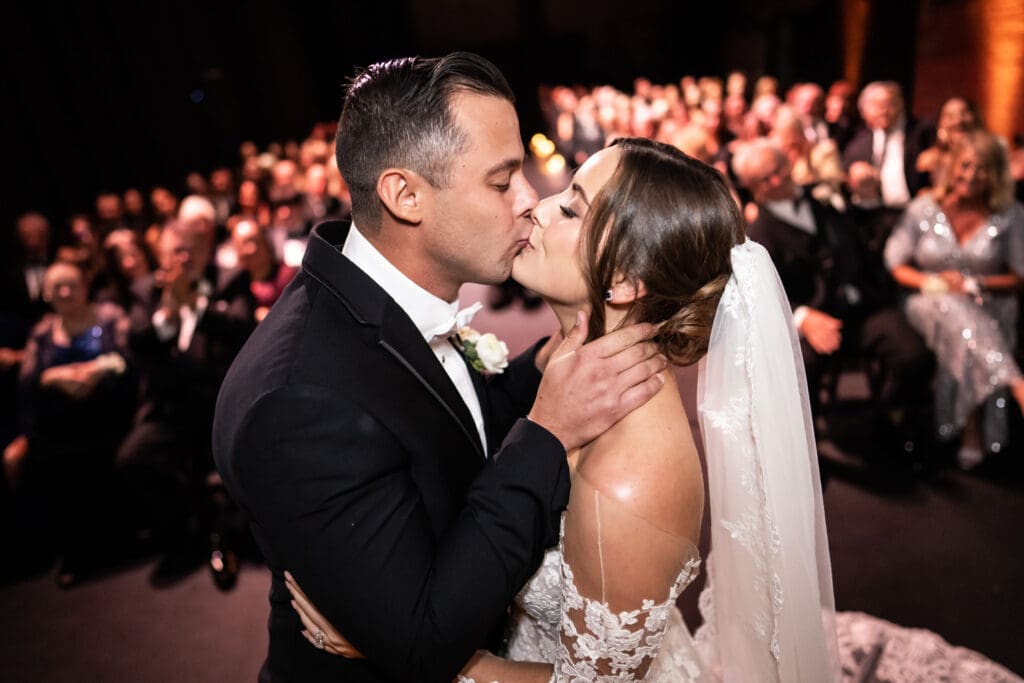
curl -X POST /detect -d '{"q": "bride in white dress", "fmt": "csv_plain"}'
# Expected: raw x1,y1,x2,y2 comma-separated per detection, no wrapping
287,137,841,681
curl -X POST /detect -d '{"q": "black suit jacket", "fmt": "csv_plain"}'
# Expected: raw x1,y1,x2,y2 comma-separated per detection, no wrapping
128,267,255,427
841,117,934,199
747,194,882,320
213,221,570,683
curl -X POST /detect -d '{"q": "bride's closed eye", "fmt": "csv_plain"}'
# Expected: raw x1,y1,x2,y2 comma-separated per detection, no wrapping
560,205,579,219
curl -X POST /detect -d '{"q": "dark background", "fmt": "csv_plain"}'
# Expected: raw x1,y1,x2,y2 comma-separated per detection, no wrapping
3,0,923,241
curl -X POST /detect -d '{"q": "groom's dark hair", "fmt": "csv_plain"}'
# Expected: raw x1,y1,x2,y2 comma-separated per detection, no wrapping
336,52,515,229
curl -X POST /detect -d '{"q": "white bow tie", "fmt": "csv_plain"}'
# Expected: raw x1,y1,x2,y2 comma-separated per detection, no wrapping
426,301,483,341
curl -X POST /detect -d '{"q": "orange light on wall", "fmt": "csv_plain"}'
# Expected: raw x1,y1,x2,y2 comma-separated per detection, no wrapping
843,0,871,86
978,0,1024,140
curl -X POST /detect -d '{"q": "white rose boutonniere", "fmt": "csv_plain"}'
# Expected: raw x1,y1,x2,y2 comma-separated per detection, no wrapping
456,326,509,375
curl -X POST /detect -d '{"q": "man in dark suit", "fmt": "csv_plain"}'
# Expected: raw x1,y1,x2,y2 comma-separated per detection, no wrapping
841,81,932,201
735,138,931,451
118,220,255,582
841,81,934,294
213,53,665,682
1,212,54,450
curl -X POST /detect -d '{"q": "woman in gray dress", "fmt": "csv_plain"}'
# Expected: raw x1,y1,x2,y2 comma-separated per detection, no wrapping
885,130,1024,468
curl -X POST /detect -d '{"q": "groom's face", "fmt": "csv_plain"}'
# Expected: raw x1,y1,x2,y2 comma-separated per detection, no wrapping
424,92,537,293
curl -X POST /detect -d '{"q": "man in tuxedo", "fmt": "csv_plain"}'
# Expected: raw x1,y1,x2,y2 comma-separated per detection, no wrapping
734,139,931,450
213,53,666,683
788,83,830,146
842,82,934,294
118,220,255,582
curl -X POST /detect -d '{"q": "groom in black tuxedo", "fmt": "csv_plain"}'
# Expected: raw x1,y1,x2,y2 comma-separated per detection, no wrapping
213,53,666,682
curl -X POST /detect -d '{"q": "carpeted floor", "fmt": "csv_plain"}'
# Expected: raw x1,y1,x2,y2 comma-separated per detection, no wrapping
1,295,1021,682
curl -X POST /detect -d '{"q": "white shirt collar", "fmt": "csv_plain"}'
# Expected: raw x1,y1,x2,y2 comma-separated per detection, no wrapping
765,194,817,235
341,222,459,343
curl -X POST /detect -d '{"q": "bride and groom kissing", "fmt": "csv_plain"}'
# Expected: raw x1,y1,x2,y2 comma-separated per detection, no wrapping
213,52,839,682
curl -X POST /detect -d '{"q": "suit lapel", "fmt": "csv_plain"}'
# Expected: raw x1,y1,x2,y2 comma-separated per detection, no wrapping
460,347,495,456
377,304,486,460
304,220,486,459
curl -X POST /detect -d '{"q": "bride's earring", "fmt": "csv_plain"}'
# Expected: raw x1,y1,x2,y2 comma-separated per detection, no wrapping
604,290,613,302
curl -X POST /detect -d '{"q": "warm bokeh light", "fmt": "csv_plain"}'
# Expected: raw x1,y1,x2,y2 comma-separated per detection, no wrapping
978,0,1024,141
530,133,557,159
543,153,566,176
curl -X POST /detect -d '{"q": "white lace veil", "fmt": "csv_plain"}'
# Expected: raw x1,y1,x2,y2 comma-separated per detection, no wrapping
694,239,841,682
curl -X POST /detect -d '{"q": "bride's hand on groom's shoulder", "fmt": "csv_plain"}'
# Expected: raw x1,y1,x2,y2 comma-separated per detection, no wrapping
284,571,364,659
529,310,667,452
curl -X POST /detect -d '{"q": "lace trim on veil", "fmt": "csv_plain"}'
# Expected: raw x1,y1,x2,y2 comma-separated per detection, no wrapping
695,240,840,681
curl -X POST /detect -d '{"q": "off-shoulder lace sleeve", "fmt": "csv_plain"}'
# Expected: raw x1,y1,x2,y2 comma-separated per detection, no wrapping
555,475,700,682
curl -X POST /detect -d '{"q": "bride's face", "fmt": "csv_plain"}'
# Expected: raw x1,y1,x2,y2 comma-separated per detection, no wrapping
513,146,621,308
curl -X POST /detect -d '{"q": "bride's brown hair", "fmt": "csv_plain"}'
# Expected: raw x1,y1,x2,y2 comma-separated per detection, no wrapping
582,137,746,366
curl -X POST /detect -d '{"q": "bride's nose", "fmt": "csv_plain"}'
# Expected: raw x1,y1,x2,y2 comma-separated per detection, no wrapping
531,196,552,229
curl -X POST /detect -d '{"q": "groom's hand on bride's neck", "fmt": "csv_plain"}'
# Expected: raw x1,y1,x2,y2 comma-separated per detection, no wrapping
528,310,666,452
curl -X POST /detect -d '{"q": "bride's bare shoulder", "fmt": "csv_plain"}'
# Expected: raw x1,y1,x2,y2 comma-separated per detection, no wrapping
574,378,704,541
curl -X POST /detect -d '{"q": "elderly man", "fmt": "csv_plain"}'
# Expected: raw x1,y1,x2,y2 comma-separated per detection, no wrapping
735,138,931,454
842,82,935,302
842,81,933,207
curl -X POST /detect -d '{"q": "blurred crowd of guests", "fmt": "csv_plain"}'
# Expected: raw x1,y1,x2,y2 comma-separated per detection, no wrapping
3,72,1023,592
540,74,1024,470
1,124,350,588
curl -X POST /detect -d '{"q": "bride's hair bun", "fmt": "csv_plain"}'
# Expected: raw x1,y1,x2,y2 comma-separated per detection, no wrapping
652,272,732,366
583,138,745,366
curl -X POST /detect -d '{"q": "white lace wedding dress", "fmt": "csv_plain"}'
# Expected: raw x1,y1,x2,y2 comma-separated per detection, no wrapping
499,527,1022,682
505,516,709,682
484,240,1021,683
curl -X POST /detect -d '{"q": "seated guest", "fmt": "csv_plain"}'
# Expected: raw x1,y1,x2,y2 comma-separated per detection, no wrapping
122,188,152,234
772,104,846,211
915,97,981,188
742,92,780,139
97,229,154,311
1,212,55,449
179,194,232,272
15,260,134,586
94,192,127,237
2,212,54,330
235,179,266,223
842,82,934,283
825,80,857,151
145,187,179,255
734,139,931,451
230,219,297,322
117,222,254,583
68,214,107,294
267,159,300,206
207,168,235,227
885,130,1024,469
787,82,831,145
299,163,344,234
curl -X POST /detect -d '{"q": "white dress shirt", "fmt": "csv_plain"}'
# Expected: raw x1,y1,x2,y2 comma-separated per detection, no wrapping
873,119,911,207
342,223,487,452
152,279,213,352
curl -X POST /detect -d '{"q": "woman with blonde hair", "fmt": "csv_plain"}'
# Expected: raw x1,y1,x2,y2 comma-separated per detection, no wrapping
885,130,1024,468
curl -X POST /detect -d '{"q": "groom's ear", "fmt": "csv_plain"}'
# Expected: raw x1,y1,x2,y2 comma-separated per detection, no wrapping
606,274,647,305
377,168,427,225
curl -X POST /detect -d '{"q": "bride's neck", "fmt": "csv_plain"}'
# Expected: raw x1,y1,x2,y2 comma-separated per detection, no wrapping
551,302,632,339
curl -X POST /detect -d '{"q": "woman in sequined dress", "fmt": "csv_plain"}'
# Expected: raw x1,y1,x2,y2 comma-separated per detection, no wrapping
885,130,1024,468
14,260,135,586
